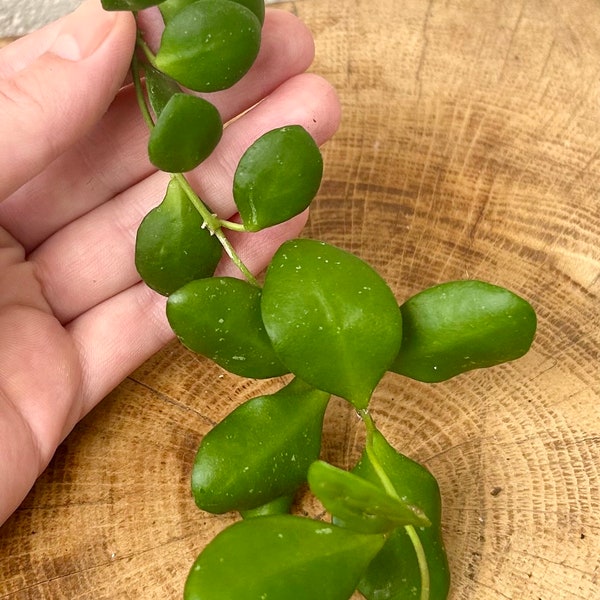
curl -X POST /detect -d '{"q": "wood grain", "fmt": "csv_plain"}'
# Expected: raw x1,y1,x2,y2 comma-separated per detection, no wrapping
1,0,599,598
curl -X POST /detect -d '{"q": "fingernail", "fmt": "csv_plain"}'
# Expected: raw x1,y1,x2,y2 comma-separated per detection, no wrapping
49,0,119,61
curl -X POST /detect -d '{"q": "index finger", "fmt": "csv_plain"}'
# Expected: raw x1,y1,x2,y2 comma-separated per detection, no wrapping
0,9,317,252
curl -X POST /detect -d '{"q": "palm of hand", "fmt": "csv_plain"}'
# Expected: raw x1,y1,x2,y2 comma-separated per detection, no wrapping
0,228,83,515
0,3,340,526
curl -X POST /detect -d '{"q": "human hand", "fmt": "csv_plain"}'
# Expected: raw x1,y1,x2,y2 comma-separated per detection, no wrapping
0,0,340,526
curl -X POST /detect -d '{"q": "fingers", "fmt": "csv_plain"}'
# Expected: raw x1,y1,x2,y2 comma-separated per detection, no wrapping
0,8,316,253
0,0,136,200
31,73,341,324
32,172,169,324
65,282,174,417
0,305,83,525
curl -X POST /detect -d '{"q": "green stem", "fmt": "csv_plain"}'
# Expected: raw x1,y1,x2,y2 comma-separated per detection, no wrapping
404,524,431,600
173,174,220,231
215,228,260,287
173,174,260,287
135,31,159,70
361,411,398,498
130,53,154,130
219,219,248,232
359,410,431,600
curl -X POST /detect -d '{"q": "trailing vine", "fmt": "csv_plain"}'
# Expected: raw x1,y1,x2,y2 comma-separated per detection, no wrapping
102,1,537,598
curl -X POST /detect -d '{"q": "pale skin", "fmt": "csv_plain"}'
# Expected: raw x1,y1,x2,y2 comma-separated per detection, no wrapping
0,0,341,526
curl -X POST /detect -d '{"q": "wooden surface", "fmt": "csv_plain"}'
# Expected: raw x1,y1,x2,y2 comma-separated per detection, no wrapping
1,0,599,598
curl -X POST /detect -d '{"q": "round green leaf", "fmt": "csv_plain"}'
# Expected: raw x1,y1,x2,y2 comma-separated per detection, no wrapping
261,239,403,409
192,378,329,514
135,178,222,295
390,280,537,382
354,428,450,600
155,0,262,92
166,277,288,378
233,125,323,231
148,93,222,173
160,0,265,25
308,460,430,534
184,515,386,600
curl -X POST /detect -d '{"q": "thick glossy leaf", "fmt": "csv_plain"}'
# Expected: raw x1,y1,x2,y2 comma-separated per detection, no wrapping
167,277,288,378
160,0,265,24
144,64,181,117
192,378,329,514
308,460,430,534
135,178,222,295
354,428,450,600
233,126,323,231
390,280,537,382
148,93,222,173
155,0,262,92
261,239,403,409
184,515,386,600
102,0,162,10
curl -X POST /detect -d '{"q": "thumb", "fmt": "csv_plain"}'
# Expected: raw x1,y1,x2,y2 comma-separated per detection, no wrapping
0,0,136,199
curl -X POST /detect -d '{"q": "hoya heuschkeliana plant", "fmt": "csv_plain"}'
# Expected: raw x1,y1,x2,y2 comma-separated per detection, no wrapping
102,1,537,598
